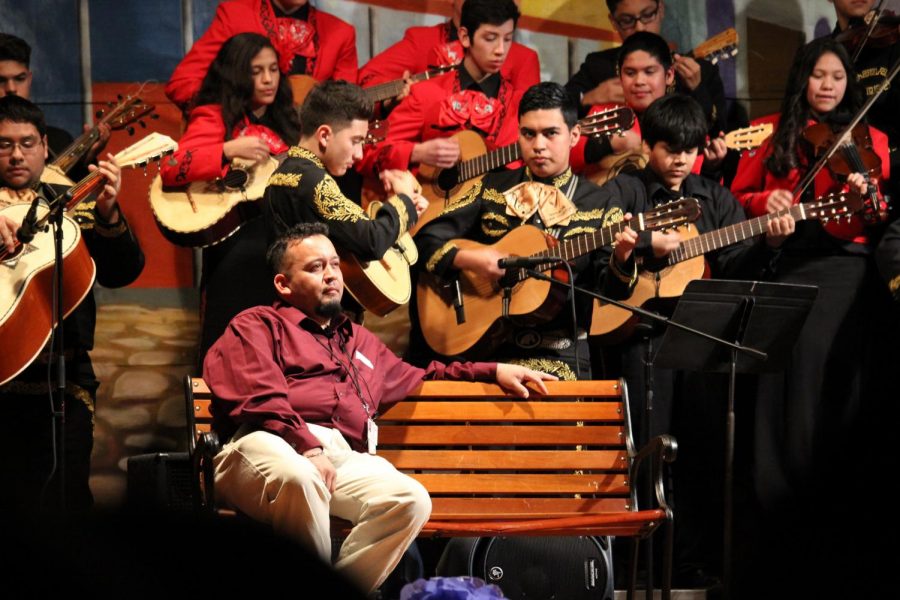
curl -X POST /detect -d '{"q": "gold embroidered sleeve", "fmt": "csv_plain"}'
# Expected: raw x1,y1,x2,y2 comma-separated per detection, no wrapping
426,241,458,274
268,172,301,188
313,176,367,223
601,206,625,227
438,180,484,217
387,195,410,235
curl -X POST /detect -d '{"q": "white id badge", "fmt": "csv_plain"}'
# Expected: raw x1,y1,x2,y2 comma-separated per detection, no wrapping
367,418,378,454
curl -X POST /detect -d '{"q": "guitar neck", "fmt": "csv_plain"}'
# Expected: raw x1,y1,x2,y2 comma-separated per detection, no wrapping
51,128,101,174
457,142,521,182
527,217,652,266
364,70,443,104
667,204,805,264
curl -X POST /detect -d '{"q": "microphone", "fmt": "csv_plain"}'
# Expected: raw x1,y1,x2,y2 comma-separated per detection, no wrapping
16,192,45,244
497,255,564,269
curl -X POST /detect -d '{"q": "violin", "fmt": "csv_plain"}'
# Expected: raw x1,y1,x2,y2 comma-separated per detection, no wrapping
835,9,900,61
802,121,886,223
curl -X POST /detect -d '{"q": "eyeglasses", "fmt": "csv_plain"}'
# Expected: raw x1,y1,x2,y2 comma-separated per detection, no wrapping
614,7,660,30
0,136,42,156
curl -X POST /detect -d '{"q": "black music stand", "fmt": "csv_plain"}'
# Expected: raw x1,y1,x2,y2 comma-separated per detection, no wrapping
653,279,817,600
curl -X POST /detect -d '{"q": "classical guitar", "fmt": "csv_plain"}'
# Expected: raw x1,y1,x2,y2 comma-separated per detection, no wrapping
412,106,636,235
590,192,859,340
686,28,739,65
149,123,387,249
339,200,419,317
41,95,156,186
417,197,701,357
289,65,454,106
0,132,176,386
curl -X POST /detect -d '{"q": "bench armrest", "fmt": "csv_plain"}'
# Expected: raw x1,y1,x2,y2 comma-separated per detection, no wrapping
628,434,677,517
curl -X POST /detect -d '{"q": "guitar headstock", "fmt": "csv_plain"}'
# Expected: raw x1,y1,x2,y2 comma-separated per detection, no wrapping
97,95,157,135
724,123,773,152
366,119,389,145
642,197,702,231
579,106,636,139
804,192,857,223
426,64,456,78
692,28,739,65
113,132,178,170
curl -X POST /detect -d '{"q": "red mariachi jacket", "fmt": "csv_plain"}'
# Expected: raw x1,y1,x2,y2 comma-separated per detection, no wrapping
165,0,357,109
160,104,287,186
358,20,540,93
730,113,891,245
358,68,523,176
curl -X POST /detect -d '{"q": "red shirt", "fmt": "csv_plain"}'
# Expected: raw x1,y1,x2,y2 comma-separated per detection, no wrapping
730,114,891,244
159,104,287,185
203,301,497,453
165,0,357,109
358,67,523,176
358,20,540,93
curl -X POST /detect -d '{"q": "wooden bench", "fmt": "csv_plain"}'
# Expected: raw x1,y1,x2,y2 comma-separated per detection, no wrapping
185,376,677,599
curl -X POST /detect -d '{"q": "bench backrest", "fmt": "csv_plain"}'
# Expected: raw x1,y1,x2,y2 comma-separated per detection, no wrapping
379,380,635,524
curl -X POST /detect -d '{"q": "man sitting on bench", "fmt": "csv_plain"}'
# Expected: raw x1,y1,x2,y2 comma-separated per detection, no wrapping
202,222,553,595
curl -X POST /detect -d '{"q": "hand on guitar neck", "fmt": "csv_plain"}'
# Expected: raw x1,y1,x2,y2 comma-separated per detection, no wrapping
380,169,429,219
81,122,111,165
87,154,123,224
411,137,461,168
581,78,625,107
223,136,272,163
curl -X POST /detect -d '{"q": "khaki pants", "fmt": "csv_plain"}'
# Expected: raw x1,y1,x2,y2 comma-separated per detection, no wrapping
214,425,431,593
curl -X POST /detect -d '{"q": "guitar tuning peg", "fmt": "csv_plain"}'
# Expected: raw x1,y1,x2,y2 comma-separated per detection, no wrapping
117,94,123,101
139,120,147,128
127,126,135,135
151,113,160,120
95,110,103,119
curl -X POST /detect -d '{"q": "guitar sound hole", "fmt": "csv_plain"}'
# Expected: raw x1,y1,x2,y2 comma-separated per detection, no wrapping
222,167,250,191
436,167,460,193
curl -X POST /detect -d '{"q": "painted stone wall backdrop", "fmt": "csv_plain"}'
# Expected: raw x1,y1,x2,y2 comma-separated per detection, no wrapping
89,304,200,508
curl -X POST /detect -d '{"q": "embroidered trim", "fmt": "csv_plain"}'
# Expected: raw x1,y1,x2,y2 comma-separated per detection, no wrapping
313,176,366,222
602,206,625,227
288,146,324,168
507,358,577,381
268,172,302,188
72,200,97,231
439,180,483,217
889,274,900,295
426,241,457,273
387,195,410,236
482,187,506,205
562,226,597,238
570,208,606,222
553,168,573,188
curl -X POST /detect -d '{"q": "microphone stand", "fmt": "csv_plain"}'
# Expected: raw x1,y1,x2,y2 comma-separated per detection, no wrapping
523,267,767,598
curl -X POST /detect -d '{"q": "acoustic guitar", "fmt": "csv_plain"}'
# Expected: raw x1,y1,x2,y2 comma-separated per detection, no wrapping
723,123,773,152
41,95,156,186
289,65,453,107
417,197,701,357
590,192,860,341
339,200,419,317
412,106,636,235
149,123,387,249
687,28,739,65
0,132,176,386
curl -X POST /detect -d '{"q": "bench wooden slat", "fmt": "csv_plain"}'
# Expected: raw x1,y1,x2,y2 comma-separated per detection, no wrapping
422,508,666,538
405,380,622,398
379,424,625,446
429,497,630,518
379,401,624,422
409,473,628,494
380,449,628,470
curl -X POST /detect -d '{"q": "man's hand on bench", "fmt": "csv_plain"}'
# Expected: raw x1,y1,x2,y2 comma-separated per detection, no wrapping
495,364,557,399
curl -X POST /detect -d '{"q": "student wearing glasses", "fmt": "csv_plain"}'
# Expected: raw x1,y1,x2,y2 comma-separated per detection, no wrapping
565,0,726,137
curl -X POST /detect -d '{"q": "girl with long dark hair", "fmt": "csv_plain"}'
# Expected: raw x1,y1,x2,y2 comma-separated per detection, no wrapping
161,32,301,362
730,37,893,592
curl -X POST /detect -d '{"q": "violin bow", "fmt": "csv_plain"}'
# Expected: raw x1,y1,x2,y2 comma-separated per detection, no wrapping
851,0,888,63
792,50,900,199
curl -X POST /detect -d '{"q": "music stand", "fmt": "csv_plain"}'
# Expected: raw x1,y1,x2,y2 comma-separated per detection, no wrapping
653,279,817,599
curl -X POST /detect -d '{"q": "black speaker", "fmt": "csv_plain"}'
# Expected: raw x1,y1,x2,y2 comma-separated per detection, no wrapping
126,452,193,513
437,536,614,600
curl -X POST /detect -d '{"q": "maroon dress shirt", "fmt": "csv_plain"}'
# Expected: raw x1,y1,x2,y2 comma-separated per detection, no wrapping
203,301,497,453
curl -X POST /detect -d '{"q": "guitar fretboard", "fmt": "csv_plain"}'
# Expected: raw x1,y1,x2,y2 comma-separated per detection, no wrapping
364,70,445,104
457,143,520,182
667,203,808,264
